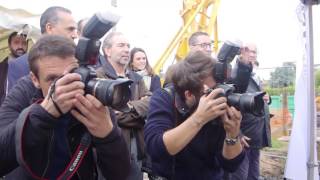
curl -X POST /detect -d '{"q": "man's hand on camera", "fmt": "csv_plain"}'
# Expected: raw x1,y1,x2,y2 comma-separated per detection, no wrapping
239,47,252,65
240,135,251,148
222,106,242,139
263,93,270,104
193,88,227,125
71,94,113,138
41,73,85,118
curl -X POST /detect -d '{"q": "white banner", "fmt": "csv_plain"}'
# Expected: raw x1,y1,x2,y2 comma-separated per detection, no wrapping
285,2,319,179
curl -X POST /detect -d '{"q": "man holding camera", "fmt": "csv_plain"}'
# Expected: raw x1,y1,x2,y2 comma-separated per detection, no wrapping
229,43,272,180
97,32,151,180
1,35,130,180
0,6,79,177
144,51,245,180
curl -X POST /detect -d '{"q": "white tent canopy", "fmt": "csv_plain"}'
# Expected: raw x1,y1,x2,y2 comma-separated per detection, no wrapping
0,5,40,62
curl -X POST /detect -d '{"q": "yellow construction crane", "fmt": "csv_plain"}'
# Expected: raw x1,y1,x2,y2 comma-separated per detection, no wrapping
153,0,221,74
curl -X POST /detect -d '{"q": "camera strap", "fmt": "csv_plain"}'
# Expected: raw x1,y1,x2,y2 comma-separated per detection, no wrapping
56,132,91,180
16,108,92,180
48,76,65,116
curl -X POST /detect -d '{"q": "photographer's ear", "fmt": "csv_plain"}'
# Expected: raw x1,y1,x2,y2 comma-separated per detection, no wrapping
45,22,55,34
184,90,197,108
30,72,40,89
184,90,193,99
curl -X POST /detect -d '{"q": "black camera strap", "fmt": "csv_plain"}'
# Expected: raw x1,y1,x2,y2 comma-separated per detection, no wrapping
56,132,91,180
48,76,65,116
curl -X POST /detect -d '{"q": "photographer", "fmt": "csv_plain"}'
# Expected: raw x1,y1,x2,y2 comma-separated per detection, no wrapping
144,51,245,180
228,43,271,180
0,35,130,180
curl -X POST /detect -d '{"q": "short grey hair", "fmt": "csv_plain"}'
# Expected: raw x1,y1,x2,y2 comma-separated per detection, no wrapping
40,6,72,34
188,31,209,46
102,32,124,49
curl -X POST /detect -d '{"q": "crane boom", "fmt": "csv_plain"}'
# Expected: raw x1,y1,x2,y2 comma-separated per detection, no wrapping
153,0,221,74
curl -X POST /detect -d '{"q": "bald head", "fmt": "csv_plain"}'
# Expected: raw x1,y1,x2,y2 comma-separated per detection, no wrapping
243,42,257,64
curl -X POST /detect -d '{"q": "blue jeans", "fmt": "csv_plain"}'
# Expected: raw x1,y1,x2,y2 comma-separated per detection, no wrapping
229,148,260,180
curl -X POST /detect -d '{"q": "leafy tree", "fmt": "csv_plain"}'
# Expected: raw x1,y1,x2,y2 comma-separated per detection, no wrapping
315,69,320,87
269,62,296,88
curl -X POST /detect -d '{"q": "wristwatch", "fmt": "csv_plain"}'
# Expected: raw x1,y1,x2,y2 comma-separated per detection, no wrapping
225,135,239,145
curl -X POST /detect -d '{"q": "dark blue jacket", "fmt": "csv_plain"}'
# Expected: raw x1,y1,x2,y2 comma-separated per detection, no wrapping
7,54,29,92
0,76,130,180
144,88,245,180
150,75,161,93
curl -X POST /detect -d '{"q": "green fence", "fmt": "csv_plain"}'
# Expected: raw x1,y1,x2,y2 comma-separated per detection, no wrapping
270,95,294,117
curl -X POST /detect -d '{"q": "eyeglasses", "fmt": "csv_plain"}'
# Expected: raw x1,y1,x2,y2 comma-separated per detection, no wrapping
192,42,213,49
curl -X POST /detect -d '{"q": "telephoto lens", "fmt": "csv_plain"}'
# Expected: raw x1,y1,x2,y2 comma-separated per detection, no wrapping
216,84,266,116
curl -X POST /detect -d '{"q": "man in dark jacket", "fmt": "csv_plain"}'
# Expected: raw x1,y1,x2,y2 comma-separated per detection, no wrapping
97,32,151,180
0,35,130,180
229,43,271,180
144,51,245,180
0,31,28,105
7,6,78,92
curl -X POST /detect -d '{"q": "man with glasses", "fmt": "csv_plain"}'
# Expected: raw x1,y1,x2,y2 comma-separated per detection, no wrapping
188,31,213,56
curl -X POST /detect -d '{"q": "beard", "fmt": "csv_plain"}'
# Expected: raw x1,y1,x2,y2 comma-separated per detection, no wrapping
10,48,26,58
119,57,129,66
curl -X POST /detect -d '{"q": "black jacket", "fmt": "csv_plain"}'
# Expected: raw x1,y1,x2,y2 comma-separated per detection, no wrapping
0,76,130,180
240,77,272,149
232,61,272,149
0,57,8,105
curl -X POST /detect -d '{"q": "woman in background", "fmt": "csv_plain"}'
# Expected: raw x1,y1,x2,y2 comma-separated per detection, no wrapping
128,47,161,92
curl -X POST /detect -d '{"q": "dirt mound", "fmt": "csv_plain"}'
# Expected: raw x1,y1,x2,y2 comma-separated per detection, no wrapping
260,149,287,179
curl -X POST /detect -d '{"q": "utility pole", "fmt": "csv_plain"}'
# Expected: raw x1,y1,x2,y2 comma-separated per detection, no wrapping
303,0,319,179
282,86,288,136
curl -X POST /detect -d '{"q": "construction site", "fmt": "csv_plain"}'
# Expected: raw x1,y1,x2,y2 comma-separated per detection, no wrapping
1,0,320,179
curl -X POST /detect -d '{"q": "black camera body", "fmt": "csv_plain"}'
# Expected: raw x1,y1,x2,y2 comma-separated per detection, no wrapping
214,41,265,115
73,12,133,111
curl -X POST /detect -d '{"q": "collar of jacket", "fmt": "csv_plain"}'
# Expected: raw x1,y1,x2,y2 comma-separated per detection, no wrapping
165,84,191,118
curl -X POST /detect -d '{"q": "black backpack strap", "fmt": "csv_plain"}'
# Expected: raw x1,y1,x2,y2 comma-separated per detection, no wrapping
15,106,32,172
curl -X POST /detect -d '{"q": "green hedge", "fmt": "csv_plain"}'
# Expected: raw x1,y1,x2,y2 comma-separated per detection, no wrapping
264,86,320,96
264,86,295,96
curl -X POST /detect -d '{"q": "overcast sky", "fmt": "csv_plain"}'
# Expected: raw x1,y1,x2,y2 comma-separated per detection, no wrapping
1,0,319,79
